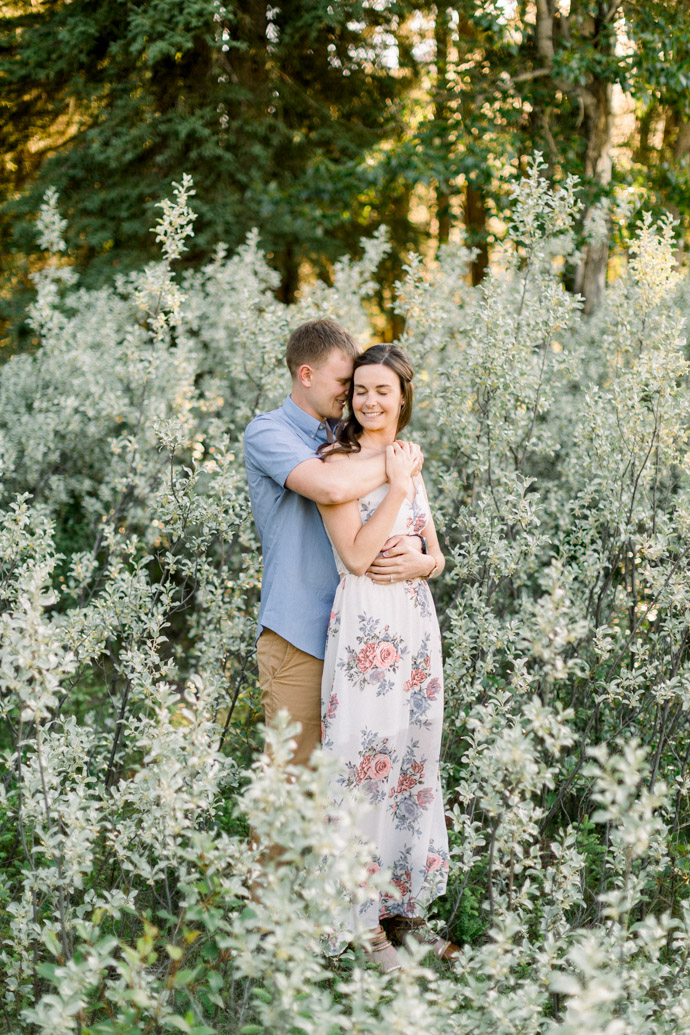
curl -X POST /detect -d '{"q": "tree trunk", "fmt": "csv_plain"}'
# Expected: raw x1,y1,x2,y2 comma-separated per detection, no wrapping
535,0,613,313
387,185,412,341
278,243,298,304
570,0,616,314
436,188,451,247
435,1,452,249
464,181,489,286
535,0,555,62
574,77,613,313
635,102,655,166
674,115,690,162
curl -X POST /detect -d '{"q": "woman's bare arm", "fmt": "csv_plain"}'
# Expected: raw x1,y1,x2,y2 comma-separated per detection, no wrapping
317,444,417,576
366,477,444,582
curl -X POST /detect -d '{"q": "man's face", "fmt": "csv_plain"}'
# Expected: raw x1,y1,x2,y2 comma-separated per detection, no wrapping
306,350,354,422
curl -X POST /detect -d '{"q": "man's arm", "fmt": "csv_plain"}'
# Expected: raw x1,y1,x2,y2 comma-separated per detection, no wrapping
287,443,424,506
286,452,387,505
245,413,423,506
366,534,437,582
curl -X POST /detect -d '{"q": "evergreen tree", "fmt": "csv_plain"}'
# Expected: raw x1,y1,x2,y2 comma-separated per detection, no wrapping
410,1,690,306
0,0,413,341
2,0,690,343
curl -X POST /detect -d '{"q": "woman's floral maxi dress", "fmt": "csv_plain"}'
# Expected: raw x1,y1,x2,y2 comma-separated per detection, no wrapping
321,479,449,937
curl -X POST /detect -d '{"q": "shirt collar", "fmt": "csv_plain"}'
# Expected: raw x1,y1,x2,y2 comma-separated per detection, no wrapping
282,394,338,441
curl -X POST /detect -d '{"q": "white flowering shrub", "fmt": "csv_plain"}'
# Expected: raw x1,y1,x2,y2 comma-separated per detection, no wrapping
3,156,690,1032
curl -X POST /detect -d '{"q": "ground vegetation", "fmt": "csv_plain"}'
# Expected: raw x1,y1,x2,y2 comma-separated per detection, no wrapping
2,161,690,1031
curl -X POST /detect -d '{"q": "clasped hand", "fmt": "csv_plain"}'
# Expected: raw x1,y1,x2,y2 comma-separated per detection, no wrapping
385,440,422,488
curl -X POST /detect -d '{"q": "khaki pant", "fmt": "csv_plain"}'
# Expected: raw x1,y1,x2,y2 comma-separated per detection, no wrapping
256,629,323,766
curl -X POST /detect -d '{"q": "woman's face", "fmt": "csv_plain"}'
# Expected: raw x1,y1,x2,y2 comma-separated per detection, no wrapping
352,363,403,435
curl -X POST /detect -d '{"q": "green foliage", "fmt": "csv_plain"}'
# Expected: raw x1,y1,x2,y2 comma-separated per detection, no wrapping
3,162,690,1031
0,0,414,342
4,0,690,351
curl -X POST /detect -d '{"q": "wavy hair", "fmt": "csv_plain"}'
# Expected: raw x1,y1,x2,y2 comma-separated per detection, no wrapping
320,344,414,456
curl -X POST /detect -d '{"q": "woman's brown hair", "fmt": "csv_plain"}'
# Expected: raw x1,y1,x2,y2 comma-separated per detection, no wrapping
320,344,414,456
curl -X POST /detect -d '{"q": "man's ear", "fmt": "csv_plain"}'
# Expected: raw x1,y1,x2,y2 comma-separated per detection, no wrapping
297,363,313,388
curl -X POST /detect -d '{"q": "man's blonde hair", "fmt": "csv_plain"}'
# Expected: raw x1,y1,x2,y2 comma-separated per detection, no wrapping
285,318,359,377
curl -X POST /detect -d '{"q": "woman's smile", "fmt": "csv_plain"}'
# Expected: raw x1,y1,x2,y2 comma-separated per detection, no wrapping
352,363,403,436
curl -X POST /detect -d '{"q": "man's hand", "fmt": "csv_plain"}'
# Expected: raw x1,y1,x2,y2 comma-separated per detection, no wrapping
366,534,431,583
394,440,423,478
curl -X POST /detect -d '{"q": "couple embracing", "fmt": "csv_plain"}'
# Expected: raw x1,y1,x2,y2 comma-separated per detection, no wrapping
244,318,457,971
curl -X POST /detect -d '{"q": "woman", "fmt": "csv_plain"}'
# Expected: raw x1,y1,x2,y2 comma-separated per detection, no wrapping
318,344,453,972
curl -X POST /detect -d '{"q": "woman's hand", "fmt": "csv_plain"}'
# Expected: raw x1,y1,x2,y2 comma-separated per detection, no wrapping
396,440,424,476
385,441,417,492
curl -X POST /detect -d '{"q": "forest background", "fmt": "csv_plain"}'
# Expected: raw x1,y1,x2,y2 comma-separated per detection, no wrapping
3,0,690,345
5,2,690,1034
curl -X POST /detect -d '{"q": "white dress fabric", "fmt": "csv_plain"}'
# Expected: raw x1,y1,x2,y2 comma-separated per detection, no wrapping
321,479,450,936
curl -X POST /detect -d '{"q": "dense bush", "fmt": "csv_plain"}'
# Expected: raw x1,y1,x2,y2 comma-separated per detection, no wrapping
2,159,690,1032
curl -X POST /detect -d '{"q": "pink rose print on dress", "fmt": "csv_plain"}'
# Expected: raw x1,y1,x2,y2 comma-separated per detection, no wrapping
392,870,412,897
373,641,399,668
366,861,380,876
393,878,410,896
404,674,424,692
426,852,442,872
356,754,373,783
426,678,441,700
357,752,392,781
327,692,339,719
356,642,377,673
371,753,392,779
417,787,434,807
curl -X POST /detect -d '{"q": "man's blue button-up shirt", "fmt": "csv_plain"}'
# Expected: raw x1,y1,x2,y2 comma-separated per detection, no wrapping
243,395,339,660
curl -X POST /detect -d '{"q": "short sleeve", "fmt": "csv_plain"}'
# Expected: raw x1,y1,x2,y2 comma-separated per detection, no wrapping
243,415,318,487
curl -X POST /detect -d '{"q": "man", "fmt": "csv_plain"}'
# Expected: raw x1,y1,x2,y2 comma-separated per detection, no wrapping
243,318,435,766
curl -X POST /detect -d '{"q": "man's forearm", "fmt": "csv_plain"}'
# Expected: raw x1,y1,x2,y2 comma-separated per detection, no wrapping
286,453,387,505
365,534,443,583
331,453,389,503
